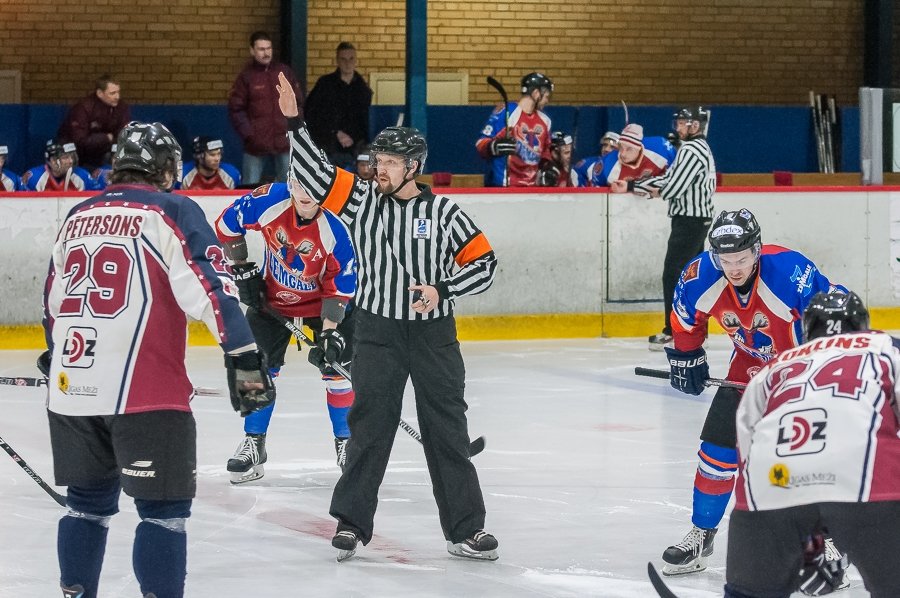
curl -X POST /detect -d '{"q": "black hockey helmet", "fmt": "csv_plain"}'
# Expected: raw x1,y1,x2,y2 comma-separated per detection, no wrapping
673,105,710,124
114,121,182,178
802,290,869,342
44,139,77,162
550,131,573,151
708,209,762,269
370,126,428,174
192,135,223,157
521,72,554,95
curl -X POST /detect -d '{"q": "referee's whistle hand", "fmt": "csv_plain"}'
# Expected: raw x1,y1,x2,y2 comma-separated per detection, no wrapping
410,284,438,313
276,72,299,118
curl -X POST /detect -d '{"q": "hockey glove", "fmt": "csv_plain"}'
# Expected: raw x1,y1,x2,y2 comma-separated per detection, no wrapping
798,551,849,595
537,164,561,187
231,262,265,310
489,137,517,157
664,346,708,395
37,350,51,377
224,350,276,417
308,329,346,375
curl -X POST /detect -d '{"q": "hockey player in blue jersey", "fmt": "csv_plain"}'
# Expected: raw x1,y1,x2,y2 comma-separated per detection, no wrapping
215,173,357,481
22,139,94,192
659,209,848,591
590,124,676,187
0,145,21,191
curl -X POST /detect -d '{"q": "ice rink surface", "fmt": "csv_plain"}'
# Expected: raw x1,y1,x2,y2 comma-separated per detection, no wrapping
0,336,874,597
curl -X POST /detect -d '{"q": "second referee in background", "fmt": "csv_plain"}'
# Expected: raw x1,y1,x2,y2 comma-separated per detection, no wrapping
612,106,716,351
274,73,500,561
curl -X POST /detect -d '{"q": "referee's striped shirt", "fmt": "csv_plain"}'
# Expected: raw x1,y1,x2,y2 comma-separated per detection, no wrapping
286,117,498,320
633,136,716,218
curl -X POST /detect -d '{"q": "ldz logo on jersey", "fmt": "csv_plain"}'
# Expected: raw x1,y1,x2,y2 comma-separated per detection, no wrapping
62,327,97,368
776,408,827,456
414,218,431,239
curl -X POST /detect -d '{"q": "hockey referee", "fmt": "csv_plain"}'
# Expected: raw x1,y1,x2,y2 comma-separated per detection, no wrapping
612,106,716,350
274,72,500,561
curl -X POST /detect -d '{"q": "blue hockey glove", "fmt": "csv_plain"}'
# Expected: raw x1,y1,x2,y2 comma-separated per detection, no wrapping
664,346,708,395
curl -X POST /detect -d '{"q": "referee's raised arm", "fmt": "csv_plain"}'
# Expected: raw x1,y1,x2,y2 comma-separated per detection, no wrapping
276,71,366,224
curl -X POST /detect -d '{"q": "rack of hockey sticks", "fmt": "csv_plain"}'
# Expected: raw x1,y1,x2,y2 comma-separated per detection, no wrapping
264,307,487,457
809,91,840,174
634,367,746,390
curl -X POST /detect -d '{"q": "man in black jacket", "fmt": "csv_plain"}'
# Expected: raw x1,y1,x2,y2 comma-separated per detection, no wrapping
304,42,373,172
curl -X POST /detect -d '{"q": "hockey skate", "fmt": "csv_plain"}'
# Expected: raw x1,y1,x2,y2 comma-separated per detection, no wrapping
648,332,674,352
334,437,349,472
227,433,267,484
332,529,359,562
61,585,85,598
661,526,716,575
823,538,850,591
447,529,499,561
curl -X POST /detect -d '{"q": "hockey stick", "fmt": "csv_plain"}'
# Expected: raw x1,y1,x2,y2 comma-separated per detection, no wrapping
1,375,223,397
263,307,487,457
486,76,510,188
647,562,680,597
633,367,747,390
0,434,66,507
809,91,826,173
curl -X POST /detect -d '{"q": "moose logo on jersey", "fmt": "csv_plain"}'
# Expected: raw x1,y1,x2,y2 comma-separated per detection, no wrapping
516,122,546,164
721,311,776,361
272,227,321,282
776,408,828,457
62,327,97,368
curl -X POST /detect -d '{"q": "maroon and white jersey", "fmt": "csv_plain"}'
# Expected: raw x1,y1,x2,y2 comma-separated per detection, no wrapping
735,331,900,511
42,184,257,416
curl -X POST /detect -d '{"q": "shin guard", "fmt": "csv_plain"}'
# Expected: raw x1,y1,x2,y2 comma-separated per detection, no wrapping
691,441,737,530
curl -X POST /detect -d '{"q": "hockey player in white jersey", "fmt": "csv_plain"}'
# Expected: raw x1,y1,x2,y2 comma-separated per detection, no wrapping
725,291,900,597
40,121,275,598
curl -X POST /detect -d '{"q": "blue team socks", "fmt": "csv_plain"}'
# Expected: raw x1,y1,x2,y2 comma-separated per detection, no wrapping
58,515,109,598
133,521,187,598
692,441,738,529
244,401,274,434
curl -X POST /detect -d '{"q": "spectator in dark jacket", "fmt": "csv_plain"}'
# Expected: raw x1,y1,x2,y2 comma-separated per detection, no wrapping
304,41,373,172
228,31,304,186
57,74,131,173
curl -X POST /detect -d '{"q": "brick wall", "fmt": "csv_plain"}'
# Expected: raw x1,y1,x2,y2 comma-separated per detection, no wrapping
0,0,871,105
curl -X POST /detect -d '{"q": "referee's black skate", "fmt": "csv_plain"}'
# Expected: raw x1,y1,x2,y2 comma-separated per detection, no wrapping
661,526,716,575
61,584,85,598
334,436,349,472
227,433,267,484
332,529,359,562
447,529,499,561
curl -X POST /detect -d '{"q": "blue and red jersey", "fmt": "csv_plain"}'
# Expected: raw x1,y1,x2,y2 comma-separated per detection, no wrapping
215,182,356,319
476,101,552,187
672,245,846,383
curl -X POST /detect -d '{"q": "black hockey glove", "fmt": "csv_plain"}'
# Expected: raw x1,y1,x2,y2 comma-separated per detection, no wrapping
308,328,346,375
224,350,276,417
537,164,561,187
37,350,51,377
798,547,849,595
664,346,708,396
489,137,517,157
231,262,265,310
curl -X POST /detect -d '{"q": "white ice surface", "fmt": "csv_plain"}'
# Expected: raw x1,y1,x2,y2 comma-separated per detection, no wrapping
0,336,871,597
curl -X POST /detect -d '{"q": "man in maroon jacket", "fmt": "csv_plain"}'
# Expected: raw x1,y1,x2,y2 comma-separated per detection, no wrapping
58,74,131,173
228,31,304,186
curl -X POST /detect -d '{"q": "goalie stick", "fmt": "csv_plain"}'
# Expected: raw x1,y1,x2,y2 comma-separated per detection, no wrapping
0,434,66,507
633,367,747,390
264,306,486,457
486,76,511,188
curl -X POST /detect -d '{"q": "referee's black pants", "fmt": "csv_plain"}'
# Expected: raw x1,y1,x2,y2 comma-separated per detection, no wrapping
661,215,712,335
329,309,486,545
